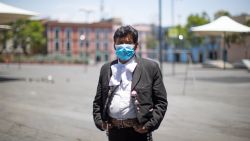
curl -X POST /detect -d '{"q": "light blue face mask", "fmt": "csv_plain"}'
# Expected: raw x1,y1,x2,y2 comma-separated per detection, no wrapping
115,44,135,61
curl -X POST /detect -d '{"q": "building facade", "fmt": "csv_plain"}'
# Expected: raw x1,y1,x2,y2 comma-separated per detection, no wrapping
44,20,116,63
133,24,153,58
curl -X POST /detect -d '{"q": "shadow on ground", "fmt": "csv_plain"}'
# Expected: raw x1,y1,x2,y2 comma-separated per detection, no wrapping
0,76,25,83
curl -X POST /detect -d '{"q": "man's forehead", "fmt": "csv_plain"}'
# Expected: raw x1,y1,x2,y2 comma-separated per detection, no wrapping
115,34,133,42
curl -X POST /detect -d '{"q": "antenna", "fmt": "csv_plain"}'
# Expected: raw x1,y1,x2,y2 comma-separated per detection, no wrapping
100,0,104,21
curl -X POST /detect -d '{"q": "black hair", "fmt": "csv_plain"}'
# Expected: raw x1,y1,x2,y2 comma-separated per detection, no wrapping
113,25,138,44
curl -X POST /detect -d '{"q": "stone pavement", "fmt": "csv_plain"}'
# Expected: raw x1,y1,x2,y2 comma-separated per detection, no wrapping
0,63,250,141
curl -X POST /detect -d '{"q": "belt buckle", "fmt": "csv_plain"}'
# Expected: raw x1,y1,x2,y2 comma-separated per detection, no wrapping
117,120,124,129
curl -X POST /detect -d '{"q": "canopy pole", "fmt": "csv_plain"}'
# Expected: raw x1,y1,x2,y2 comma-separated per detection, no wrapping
223,32,227,70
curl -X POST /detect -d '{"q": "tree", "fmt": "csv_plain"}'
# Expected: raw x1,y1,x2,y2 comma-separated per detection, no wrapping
10,19,46,55
186,13,210,29
214,10,231,19
0,29,12,53
165,12,210,48
185,12,210,47
166,25,188,48
146,35,158,49
245,19,250,27
25,21,46,54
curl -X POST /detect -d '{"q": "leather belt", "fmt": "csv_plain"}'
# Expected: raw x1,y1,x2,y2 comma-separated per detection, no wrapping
110,118,138,128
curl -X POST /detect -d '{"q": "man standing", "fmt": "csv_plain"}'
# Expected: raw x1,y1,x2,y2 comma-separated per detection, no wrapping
93,25,168,141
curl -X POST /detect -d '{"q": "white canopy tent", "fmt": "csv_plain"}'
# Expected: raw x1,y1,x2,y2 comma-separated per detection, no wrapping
191,16,250,35
190,16,250,69
0,2,38,24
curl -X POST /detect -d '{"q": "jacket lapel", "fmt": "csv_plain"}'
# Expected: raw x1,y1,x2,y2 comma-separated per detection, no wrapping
131,57,142,90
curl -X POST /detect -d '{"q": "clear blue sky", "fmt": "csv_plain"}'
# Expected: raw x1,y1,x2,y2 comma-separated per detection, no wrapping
1,0,250,26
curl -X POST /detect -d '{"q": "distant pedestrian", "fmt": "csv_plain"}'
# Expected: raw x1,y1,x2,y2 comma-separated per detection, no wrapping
93,25,168,141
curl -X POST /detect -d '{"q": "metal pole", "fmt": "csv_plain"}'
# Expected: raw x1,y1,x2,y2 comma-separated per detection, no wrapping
159,0,163,71
171,0,174,26
172,50,175,76
223,32,226,70
171,0,175,76
100,0,104,21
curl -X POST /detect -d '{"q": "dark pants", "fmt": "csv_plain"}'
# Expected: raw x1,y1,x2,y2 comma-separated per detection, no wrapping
108,127,152,141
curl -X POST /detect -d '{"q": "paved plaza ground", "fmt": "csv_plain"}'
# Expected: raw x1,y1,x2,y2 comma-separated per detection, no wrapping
0,62,250,141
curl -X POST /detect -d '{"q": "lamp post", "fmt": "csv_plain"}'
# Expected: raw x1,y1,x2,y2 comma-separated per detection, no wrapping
171,0,174,26
79,34,88,71
100,0,105,21
158,0,163,71
79,34,86,57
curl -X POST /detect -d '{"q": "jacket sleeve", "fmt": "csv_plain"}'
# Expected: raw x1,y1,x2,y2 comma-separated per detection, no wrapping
93,66,105,131
144,62,168,132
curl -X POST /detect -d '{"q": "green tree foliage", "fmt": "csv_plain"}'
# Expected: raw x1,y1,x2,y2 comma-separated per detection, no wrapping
185,12,210,47
167,25,188,48
214,10,231,19
0,30,10,51
246,19,250,27
186,12,210,29
166,12,210,48
11,19,46,54
146,35,158,49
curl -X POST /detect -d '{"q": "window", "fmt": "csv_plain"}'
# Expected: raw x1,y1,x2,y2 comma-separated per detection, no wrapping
96,29,100,41
67,42,70,51
96,42,99,50
54,27,60,52
104,42,108,51
65,28,72,55
55,29,59,39
55,42,59,51
104,29,109,40
85,28,90,48
86,40,89,48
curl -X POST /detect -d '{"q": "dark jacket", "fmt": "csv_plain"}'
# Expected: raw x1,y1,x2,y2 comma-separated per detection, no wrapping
93,57,168,132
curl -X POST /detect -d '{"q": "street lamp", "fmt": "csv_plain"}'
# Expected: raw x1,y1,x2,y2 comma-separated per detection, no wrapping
79,34,85,57
171,0,183,26
100,0,105,21
178,34,183,40
80,34,85,41
158,0,163,71
178,34,184,49
79,34,88,71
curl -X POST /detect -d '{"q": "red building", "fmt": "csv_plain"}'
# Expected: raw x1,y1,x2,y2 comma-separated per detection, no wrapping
44,20,118,63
